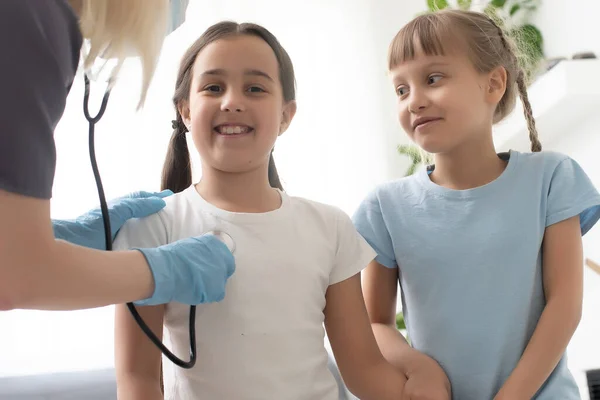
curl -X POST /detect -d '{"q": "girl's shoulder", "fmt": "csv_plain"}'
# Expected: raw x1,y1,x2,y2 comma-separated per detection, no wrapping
285,194,352,225
513,149,569,168
510,150,584,184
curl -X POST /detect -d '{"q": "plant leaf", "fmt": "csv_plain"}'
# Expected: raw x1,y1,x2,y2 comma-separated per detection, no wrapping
396,312,406,330
398,146,421,162
427,0,449,11
516,24,544,59
457,0,472,10
511,23,544,82
509,4,521,15
398,144,426,176
490,0,507,7
484,4,500,21
406,164,417,176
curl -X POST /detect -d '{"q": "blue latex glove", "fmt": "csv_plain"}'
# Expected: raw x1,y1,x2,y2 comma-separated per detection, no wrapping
135,234,236,305
53,190,173,250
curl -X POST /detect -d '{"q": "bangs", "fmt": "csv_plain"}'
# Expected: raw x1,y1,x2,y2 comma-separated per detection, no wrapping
388,13,456,69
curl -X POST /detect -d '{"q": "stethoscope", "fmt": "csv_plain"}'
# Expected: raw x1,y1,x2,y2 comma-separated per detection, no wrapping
83,74,235,369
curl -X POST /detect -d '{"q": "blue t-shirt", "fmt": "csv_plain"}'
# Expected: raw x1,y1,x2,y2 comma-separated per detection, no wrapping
353,150,600,400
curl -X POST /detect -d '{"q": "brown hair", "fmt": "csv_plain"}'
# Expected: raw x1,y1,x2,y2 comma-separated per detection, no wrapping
388,9,541,152
161,21,296,193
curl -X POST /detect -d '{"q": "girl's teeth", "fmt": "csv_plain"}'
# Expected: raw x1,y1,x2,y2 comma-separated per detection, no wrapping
221,126,247,134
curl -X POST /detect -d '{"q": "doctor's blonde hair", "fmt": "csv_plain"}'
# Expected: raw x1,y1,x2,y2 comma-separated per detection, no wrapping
78,0,170,108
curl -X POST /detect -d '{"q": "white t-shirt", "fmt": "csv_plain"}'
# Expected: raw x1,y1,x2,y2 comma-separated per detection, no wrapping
114,185,376,399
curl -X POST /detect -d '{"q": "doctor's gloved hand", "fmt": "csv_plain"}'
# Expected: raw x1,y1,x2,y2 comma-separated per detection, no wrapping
134,234,236,306
52,190,173,250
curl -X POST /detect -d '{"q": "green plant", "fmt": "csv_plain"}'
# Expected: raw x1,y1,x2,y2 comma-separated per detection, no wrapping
397,144,433,177
425,0,544,82
427,0,449,9
396,311,406,330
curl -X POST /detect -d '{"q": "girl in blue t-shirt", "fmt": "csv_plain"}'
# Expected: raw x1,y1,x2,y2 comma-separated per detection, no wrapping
353,9,600,400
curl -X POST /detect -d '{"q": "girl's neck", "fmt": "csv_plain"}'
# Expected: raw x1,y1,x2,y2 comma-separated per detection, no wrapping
196,165,281,213
429,135,507,190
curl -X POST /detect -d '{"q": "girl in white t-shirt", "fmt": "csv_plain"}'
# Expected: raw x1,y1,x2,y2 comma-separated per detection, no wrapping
113,21,414,400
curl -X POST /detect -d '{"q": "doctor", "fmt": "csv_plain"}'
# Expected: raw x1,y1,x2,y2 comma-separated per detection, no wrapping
0,0,235,311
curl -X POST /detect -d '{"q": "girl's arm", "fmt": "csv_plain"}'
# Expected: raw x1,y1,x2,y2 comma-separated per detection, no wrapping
495,216,584,400
363,260,451,398
324,272,406,399
362,261,413,367
114,304,165,400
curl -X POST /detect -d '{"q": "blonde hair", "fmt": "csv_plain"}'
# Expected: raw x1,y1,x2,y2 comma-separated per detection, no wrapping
389,9,541,152
78,0,169,108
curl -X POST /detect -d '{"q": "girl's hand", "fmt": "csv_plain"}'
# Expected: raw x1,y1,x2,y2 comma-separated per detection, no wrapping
402,350,451,400
494,387,529,400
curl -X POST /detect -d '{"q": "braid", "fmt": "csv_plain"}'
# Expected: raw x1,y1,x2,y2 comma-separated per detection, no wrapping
487,14,542,152
516,71,542,152
489,15,510,53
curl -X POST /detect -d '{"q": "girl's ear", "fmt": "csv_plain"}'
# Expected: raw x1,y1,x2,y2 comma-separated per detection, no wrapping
486,65,507,105
178,101,192,130
278,100,297,136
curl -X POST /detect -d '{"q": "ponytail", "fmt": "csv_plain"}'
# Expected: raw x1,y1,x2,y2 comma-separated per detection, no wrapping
161,116,192,193
268,151,283,190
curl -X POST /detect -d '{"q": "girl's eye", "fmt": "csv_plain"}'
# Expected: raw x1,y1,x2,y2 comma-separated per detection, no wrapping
428,75,442,85
396,86,408,96
247,86,266,93
204,84,222,93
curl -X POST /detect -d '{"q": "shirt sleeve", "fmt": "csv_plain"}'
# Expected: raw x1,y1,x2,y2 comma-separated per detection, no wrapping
0,0,81,199
546,156,600,235
113,213,170,251
329,209,377,285
352,190,397,268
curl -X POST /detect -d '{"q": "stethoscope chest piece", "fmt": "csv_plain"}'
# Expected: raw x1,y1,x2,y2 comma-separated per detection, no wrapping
206,230,236,255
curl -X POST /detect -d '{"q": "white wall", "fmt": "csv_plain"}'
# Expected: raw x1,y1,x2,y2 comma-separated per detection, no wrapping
364,0,425,182
532,0,600,60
